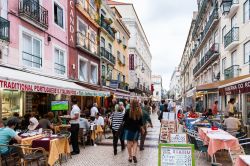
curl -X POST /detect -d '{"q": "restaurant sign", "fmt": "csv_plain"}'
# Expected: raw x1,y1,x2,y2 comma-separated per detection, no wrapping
219,80,250,96
0,79,110,97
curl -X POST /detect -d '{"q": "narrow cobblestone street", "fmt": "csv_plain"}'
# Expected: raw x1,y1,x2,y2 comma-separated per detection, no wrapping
63,113,233,166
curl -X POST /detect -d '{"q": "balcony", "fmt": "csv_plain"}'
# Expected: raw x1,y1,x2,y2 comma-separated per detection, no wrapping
118,81,129,91
224,27,239,51
18,0,48,29
192,7,219,58
221,0,239,18
54,63,66,75
75,0,99,28
76,32,98,57
224,65,239,79
192,0,208,38
100,18,116,39
0,16,10,42
193,43,219,76
100,47,116,65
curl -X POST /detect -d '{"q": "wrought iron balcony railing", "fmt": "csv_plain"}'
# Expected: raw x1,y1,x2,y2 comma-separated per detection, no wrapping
54,63,66,75
224,65,239,79
224,27,239,48
22,51,42,68
100,47,115,65
100,18,115,39
0,16,10,41
76,32,98,56
76,0,97,21
18,0,48,29
193,43,219,75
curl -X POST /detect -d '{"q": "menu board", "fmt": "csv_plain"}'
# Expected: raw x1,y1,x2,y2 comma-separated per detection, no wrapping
158,144,195,166
162,112,176,121
169,134,187,144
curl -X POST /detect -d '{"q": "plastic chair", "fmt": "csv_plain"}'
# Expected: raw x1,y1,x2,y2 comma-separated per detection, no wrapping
229,145,245,165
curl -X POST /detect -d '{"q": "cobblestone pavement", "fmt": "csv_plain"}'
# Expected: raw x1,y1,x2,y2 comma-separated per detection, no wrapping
62,113,232,166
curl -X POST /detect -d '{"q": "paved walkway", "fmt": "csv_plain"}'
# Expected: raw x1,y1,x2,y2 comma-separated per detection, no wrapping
62,113,232,166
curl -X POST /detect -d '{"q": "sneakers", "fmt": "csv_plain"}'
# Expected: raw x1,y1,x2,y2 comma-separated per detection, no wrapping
114,150,117,155
71,151,79,155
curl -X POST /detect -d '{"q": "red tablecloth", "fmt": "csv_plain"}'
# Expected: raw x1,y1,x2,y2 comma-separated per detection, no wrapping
198,128,240,156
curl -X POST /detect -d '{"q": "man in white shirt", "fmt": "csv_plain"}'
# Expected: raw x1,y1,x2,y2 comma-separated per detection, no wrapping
90,103,99,121
70,98,80,155
224,112,241,132
94,113,104,142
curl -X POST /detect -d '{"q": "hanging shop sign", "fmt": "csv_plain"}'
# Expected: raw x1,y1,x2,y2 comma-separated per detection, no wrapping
219,80,250,96
0,79,109,97
158,143,195,166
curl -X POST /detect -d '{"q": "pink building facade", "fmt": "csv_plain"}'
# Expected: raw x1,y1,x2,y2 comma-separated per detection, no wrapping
8,0,69,78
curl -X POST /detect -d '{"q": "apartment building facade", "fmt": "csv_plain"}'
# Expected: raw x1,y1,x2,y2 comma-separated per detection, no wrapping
112,1,152,98
0,0,108,119
177,0,250,125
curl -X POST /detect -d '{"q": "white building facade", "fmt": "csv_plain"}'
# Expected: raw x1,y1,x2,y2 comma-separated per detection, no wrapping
152,75,162,102
113,2,152,97
169,68,181,101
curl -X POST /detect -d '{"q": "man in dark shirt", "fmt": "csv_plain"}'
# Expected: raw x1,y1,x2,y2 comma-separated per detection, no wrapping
140,102,153,151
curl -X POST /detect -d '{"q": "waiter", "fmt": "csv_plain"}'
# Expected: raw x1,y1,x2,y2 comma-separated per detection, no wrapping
70,98,80,155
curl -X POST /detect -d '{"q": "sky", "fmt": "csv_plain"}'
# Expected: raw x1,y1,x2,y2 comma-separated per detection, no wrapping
115,0,197,90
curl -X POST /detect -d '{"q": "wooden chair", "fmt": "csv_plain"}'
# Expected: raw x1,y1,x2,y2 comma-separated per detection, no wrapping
229,145,245,165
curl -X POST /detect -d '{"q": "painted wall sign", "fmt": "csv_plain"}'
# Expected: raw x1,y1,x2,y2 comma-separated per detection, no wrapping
0,79,110,97
219,80,250,96
68,0,75,46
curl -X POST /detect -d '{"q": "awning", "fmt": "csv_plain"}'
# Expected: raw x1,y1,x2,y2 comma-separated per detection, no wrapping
196,74,250,91
218,76,250,96
0,66,110,97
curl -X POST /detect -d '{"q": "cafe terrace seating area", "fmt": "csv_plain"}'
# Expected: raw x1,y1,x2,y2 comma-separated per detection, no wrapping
0,115,111,166
182,114,250,166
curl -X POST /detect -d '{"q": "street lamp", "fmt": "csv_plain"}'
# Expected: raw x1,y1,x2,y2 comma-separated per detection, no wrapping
220,0,232,15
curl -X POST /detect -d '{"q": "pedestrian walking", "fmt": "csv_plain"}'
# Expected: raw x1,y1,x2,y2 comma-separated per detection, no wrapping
111,104,125,155
123,100,144,163
70,98,80,155
140,101,153,151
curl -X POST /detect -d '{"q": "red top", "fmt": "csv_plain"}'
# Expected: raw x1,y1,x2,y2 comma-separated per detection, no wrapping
188,112,198,118
177,113,184,119
212,104,218,115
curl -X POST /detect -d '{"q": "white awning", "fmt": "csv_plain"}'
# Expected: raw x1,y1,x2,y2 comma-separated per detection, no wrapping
0,66,110,97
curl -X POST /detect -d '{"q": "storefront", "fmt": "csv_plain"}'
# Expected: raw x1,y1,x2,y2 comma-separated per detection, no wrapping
0,66,109,119
219,78,250,125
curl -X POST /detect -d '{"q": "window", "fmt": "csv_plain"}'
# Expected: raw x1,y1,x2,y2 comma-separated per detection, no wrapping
54,3,63,28
123,36,126,45
214,29,219,44
22,33,42,68
116,31,121,40
123,75,125,82
117,73,121,81
231,50,237,66
77,18,87,47
102,65,106,76
117,51,121,60
89,0,95,9
231,14,237,28
222,26,226,44
79,59,87,81
244,0,250,23
123,55,125,64
222,58,226,74
101,37,105,48
244,41,250,63
108,43,112,53
90,64,98,84
89,29,97,54
54,48,65,75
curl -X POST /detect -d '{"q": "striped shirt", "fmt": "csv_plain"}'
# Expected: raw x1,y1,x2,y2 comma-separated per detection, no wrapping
111,112,124,131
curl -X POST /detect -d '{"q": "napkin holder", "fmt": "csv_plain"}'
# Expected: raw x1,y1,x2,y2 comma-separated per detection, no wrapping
211,126,218,130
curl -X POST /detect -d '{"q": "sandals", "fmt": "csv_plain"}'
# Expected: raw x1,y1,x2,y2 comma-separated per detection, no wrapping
133,156,137,163
128,157,132,163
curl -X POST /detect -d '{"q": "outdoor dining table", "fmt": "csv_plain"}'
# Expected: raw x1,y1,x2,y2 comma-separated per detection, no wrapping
32,135,70,166
235,155,250,166
198,127,241,160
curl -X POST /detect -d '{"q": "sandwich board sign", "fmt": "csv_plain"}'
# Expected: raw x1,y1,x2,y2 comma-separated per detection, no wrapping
158,143,195,166
169,133,187,144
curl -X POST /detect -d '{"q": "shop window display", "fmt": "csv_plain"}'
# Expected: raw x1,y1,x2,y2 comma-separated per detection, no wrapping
2,90,22,118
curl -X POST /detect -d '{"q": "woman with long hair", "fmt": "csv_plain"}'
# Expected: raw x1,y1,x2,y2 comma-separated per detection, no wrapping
123,100,144,163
